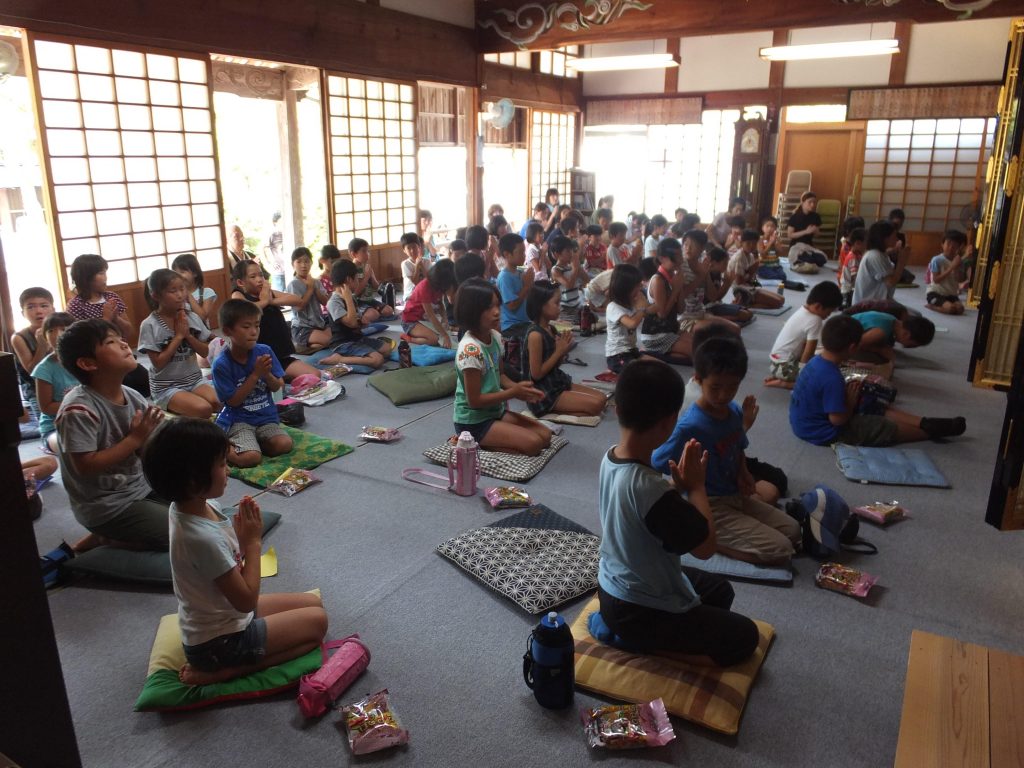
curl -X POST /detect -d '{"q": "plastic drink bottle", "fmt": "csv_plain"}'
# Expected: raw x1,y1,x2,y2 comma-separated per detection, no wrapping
523,611,575,709
398,340,413,368
447,431,479,496
579,304,594,337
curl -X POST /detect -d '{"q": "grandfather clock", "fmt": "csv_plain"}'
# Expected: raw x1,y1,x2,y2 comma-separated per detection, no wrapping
731,117,769,222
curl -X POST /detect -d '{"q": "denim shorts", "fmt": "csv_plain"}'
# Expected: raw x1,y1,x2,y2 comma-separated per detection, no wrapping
183,617,267,672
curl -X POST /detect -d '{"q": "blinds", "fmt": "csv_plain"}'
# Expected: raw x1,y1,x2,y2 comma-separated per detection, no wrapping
586,96,702,127
848,85,1000,120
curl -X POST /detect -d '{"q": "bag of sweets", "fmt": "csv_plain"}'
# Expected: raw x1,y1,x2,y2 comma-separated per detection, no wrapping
582,698,676,749
267,467,321,497
360,426,402,443
342,689,409,755
815,563,877,598
852,501,908,526
484,486,532,509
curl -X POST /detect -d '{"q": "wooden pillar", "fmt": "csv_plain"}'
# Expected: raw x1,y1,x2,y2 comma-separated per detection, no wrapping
889,21,912,86
466,84,483,226
0,352,81,767
664,38,680,93
282,87,304,248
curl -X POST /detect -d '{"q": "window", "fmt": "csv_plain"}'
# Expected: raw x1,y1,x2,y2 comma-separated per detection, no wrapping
324,73,417,246
483,51,532,70
860,117,996,231
531,110,576,209
29,36,224,286
538,46,579,78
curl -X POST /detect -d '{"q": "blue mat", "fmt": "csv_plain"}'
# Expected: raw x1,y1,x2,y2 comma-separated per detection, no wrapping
833,443,950,487
681,553,793,584
389,344,457,366
750,304,792,317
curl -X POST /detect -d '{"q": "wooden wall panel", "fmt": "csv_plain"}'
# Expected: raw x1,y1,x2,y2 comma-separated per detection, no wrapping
0,0,477,85
481,62,582,110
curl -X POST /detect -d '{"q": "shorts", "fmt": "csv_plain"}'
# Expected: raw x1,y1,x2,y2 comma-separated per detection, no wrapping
839,414,899,446
927,293,960,307
86,492,171,549
278,355,297,372
402,319,442,336
153,378,212,410
454,418,496,444
606,348,642,373
291,324,326,348
183,618,267,672
639,333,676,354
227,421,288,455
331,339,383,359
768,356,802,383
706,302,744,318
356,297,384,311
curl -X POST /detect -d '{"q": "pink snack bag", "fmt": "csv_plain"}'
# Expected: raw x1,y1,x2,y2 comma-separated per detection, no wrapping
582,698,676,749
296,634,371,718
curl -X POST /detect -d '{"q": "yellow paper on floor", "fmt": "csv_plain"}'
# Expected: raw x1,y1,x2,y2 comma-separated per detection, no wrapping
261,546,278,577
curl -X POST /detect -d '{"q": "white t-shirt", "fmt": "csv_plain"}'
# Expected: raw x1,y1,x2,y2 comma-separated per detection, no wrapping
729,250,757,283
769,305,823,362
169,500,253,647
605,301,639,357
852,249,894,304
928,254,959,297
524,243,547,280
606,243,628,268
643,234,661,259
401,257,422,301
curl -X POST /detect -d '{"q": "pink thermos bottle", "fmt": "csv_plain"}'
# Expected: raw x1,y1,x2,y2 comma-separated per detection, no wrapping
447,431,480,496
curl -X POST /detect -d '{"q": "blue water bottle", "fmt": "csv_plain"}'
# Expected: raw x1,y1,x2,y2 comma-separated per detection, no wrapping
523,611,575,709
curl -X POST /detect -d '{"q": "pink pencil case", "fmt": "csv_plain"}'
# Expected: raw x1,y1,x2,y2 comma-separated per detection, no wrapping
296,634,371,718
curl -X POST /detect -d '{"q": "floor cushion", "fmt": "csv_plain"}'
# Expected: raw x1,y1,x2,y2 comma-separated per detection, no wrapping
368,363,457,405
519,410,602,427
834,443,950,487
750,304,792,316
423,435,569,483
228,427,354,488
572,594,775,736
436,505,599,614
681,553,793,584
389,344,457,366
63,512,281,586
135,590,321,711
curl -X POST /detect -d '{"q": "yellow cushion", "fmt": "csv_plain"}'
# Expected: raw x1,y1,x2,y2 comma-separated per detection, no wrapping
572,595,775,736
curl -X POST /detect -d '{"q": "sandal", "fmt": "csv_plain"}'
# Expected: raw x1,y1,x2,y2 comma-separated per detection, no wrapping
564,356,587,366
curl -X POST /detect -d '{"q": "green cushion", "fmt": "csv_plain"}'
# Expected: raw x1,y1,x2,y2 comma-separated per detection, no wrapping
63,511,281,586
228,427,354,488
134,607,320,711
368,363,457,405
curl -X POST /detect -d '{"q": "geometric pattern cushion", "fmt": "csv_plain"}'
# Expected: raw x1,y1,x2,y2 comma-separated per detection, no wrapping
572,594,775,736
423,435,569,483
833,443,950,487
436,505,599,614
134,594,322,711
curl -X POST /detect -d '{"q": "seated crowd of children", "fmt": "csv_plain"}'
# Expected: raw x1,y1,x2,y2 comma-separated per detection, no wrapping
16,196,971,686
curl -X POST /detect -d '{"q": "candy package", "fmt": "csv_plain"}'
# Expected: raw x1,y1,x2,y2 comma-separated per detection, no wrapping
853,501,908,526
342,689,409,755
582,698,676,750
484,486,532,509
267,467,321,497
360,426,401,443
815,562,877,598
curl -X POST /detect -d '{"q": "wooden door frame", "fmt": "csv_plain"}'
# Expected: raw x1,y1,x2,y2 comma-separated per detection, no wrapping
772,117,867,203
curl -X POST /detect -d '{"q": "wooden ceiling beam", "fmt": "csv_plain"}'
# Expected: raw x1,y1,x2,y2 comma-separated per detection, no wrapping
476,0,1022,52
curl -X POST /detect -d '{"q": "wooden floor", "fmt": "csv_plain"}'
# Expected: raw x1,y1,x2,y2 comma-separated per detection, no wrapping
895,630,1024,768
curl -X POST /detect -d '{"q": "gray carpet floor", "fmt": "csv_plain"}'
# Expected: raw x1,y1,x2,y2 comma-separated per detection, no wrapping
24,268,1024,767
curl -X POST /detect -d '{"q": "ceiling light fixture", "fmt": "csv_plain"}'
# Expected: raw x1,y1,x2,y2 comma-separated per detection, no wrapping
759,39,899,61
566,53,678,72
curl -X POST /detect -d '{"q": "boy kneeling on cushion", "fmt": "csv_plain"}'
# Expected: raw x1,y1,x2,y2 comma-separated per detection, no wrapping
597,359,759,666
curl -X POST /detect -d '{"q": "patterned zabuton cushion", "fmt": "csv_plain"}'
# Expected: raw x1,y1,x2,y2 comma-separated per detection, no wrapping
423,435,569,483
436,505,599,614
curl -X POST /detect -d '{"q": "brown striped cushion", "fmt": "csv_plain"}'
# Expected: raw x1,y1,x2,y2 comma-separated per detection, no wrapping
571,595,774,736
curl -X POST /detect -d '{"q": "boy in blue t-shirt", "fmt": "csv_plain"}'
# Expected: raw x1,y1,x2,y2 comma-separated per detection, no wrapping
495,233,533,334
653,337,799,565
597,359,758,667
212,299,293,468
790,314,966,447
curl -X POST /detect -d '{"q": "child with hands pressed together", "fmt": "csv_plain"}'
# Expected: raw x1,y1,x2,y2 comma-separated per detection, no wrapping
454,278,552,456
143,418,327,686
400,232,428,302
138,269,220,419
549,235,590,321
605,263,660,373
55,319,169,553
597,360,759,666
287,247,332,353
926,229,967,315
212,300,293,468
496,233,534,336
523,281,605,418
639,239,691,362
347,238,395,323
172,253,218,328
12,287,55,421
325,260,391,369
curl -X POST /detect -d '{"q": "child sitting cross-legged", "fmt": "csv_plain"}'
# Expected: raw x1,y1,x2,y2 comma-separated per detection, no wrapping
598,359,759,666
138,269,220,419
55,319,168,552
652,338,800,565
523,281,606,418
453,278,552,456
33,312,79,454
213,300,294,468
729,229,784,310
348,238,395,324
325,260,391,369
765,281,843,389
142,417,328,686
925,229,967,316
604,263,660,374
549,235,590,322
790,314,967,446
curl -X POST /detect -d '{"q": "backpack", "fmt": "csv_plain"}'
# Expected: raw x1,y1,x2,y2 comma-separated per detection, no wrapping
786,485,877,560
378,281,396,309
501,324,529,383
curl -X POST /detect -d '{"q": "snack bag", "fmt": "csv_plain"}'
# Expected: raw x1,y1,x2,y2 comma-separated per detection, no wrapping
360,426,401,443
815,563,877,598
852,501,907,525
267,467,321,497
582,698,675,749
342,689,409,755
484,486,532,509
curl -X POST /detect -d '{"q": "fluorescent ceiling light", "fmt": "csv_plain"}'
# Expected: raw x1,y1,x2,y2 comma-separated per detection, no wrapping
566,53,678,72
759,39,899,61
